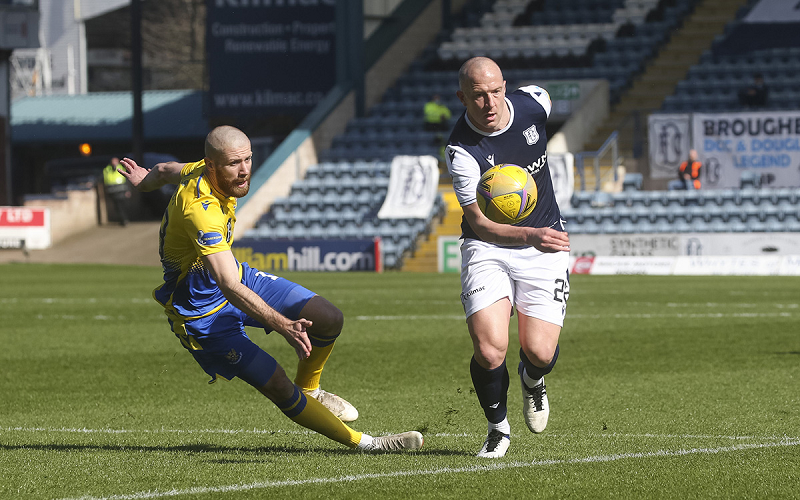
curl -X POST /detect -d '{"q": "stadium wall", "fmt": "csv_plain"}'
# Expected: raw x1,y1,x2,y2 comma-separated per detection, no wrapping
546,80,610,155
22,185,98,245
236,0,458,236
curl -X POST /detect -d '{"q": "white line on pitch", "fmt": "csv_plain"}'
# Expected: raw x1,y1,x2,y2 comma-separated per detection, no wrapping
354,312,795,321
55,438,800,500
355,315,466,321
569,312,794,319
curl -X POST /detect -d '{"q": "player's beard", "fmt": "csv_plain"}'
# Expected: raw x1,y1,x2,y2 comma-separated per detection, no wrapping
227,175,250,198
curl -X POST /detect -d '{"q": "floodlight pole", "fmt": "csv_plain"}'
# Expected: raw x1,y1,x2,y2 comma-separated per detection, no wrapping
131,0,144,165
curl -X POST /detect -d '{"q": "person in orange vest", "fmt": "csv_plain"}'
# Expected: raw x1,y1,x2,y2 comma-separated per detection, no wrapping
679,149,702,190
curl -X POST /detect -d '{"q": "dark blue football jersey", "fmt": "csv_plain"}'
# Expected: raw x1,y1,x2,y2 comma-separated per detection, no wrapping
446,86,564,242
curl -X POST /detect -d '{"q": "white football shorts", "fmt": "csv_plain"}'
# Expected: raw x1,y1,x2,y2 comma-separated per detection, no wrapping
459,238,571,326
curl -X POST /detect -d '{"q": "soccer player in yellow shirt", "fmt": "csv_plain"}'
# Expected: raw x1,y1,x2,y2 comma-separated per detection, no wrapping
118,125,422,452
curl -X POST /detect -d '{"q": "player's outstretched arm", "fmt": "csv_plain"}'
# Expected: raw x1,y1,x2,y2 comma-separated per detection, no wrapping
118,158,185,192
463,203,570,252
202,250,313,359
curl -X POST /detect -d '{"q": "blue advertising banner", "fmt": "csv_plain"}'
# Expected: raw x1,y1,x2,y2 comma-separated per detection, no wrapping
206,0,336,117
232,238,381,272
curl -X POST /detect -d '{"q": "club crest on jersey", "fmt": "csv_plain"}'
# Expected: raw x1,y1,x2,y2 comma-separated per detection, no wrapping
523,124,540,145
225,348,242,365
197,230,223,247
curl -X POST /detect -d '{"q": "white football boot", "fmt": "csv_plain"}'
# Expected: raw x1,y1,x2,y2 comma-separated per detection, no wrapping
362,431,424,452
304,388,359,422
519,366,549,433
476,429,511,458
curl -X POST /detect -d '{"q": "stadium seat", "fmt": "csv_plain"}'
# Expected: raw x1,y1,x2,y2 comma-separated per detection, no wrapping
622,172,643,191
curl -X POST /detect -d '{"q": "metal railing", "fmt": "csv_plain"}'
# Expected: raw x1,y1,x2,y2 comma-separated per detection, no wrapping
574,130,619,191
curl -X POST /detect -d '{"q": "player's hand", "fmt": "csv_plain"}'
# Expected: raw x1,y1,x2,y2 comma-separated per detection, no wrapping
118,157,148,189
277,318,313,360
526,227,570,253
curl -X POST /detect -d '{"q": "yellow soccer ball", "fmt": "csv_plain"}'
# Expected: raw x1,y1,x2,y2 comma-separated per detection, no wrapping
476,164,538,224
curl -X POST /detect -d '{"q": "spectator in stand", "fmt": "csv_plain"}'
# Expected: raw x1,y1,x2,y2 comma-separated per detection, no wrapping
679,149,702,190
424,94,453,171
738,73,769,108
103,157,132,226
423,94,452,132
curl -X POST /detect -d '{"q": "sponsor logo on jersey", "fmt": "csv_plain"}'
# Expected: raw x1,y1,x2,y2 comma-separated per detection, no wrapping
201,201,211,211
523,124,540,145
197,230,224,246
461,285,485,302
486,154,495,166
447,146,457,163
525,152,548,175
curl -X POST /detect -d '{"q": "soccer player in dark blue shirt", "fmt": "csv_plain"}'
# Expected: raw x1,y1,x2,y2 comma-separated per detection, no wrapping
445,57,571,458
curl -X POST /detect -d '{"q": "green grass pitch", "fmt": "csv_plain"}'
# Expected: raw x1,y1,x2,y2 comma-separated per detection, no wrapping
1,263,798,499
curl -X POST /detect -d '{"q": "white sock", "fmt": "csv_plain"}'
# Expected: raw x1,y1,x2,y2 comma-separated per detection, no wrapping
522,369,543,389
489,418,511,436
357,433,374,450
305,387,321,398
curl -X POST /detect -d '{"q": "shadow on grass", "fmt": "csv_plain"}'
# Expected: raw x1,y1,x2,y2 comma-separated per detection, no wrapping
0,442,469,458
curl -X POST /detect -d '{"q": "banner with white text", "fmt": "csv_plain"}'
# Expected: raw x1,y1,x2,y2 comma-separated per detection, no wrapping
232,238,380,272
206,0,336,117
0,207,50,249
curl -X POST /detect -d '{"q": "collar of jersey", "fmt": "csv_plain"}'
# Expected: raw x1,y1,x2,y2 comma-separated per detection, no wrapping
197,171,235,207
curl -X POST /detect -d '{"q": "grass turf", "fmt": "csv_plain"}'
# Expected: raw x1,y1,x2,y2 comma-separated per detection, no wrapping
1,263,798,499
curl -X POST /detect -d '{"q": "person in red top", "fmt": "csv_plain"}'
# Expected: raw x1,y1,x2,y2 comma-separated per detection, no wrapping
679,149,702,190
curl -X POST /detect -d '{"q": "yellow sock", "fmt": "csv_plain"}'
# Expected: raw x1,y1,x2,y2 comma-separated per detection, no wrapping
295,341,335,392
278,385,361,448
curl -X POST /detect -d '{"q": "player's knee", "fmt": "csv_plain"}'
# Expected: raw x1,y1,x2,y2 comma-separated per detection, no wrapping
521,343,557,368
303,297,344,336
473,344,507,370
315,303,344,336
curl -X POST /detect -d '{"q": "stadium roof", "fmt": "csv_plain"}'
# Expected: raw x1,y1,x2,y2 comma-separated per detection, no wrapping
10,89,209,143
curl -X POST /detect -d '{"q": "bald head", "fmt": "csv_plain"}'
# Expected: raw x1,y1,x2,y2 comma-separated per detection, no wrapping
458,57,503,92
205,126,250,164
456,57,509,133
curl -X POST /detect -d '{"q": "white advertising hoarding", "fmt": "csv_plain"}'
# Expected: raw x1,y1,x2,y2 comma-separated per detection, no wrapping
570,255,800,276
649,111,800,188
0,207,51,249
693,111,800,189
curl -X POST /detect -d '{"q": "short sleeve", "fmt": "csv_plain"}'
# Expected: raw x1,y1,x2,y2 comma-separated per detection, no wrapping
518,85,552,118
181,160,205,177
184,196,231,257
445,144,481,206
